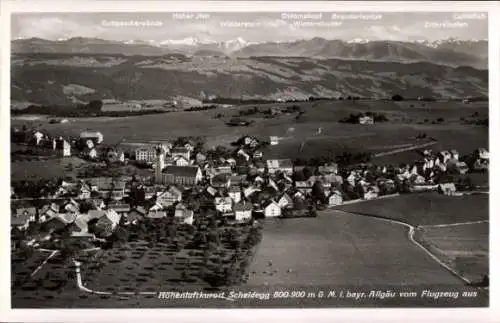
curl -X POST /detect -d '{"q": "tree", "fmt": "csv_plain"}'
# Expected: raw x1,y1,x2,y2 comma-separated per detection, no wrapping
87,100,103,112
311,181,326,204
392,94,404,101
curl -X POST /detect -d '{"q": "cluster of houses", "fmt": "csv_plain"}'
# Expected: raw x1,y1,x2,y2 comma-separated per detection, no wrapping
11,128,489,245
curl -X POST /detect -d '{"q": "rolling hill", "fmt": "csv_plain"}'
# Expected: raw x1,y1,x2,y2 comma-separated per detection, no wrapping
11,53,488,106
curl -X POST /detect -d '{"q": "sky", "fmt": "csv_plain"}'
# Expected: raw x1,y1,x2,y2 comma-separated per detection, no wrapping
11,12,488,43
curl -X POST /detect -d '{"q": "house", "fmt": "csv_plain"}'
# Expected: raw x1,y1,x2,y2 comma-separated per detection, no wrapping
253,151,263,159
438,151,452,164
270,136,279,145
318,163,338,175
39,203,60,223
240,136,259,147
94,210,121,237
359,115,374,125
229,175,245,187
156,186,183,208
244,186,261,198
174,203,194,225
174,156,191,166
266,159,293,175
34,131,44,145
327,191,343,206
90,198,106,210
450,161,469,175
234,202,253,221
215,197,233,214
54,138,71,157
228,186,242,203
89,178,126,200
148,201,164,212
450,149,459,161
135,146,158,164
237,149,251,161
226,158,237,167
438,183,457,196
77,182,91,199
62,199,80,214
107,203,131,216
159,166,202,186
214,165,232,175
263,201,282,218
80,131,103,144
277,193,293,209
295,181,313,194
254,161,266,174
476,148,489,160
126,209,145,225
205,186,219,198
171,147,191,161
363,185,380,200
147,211,167,219
12,207,36,230
211,174,231,188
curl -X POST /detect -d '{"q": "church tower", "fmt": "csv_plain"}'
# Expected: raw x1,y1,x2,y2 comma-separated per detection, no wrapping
154,145,165,184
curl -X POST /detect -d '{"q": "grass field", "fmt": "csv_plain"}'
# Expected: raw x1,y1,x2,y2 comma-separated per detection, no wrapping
414,223,489,283
245,211,463,288
11,100,488,165
337,192,489,226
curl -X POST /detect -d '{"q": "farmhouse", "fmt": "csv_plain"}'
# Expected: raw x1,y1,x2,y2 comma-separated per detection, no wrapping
174,156,191,166
327,191,343,206
12,207,36,230
174,203,194,225
171,147,191,161
107,202,131,216
266,159,293,175
156,186,183,208
159,166,202,186
295,181,313,194
54,138,71,157
234,202,253,221
264,201,282,218
211,174,231,188
438,183,457,196
80,131,103,144
94,210,121,237
215,197,233,214
359,115,374,125
318,163,338,175
39,203,60,223
228,186,242,203
277,193,293,209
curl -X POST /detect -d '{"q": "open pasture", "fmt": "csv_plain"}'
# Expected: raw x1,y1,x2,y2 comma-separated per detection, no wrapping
337,192,489,226
415,223,488,284
11,100,487,165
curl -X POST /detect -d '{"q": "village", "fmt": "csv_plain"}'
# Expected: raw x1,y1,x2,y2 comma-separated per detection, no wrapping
10,125,489,252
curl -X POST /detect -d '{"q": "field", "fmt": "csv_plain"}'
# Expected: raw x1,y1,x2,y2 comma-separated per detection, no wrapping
414,223,488,283
11,100,488,165
246,212,463,288
337,192,489,226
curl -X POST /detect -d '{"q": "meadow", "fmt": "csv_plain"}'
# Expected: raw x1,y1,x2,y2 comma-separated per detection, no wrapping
245,211,463,288
337,192,489,226
11,99,488,166
414,223,489,284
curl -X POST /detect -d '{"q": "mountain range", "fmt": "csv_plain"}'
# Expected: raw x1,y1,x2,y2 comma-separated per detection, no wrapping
11,37,487,69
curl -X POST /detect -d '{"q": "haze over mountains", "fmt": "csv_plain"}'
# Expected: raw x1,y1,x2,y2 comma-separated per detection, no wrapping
12,36,487,69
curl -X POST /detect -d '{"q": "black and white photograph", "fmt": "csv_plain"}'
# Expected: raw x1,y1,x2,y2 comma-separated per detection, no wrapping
2,1,494,314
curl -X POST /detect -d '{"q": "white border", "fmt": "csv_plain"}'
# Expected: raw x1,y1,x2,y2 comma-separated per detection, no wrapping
1,1,498,323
